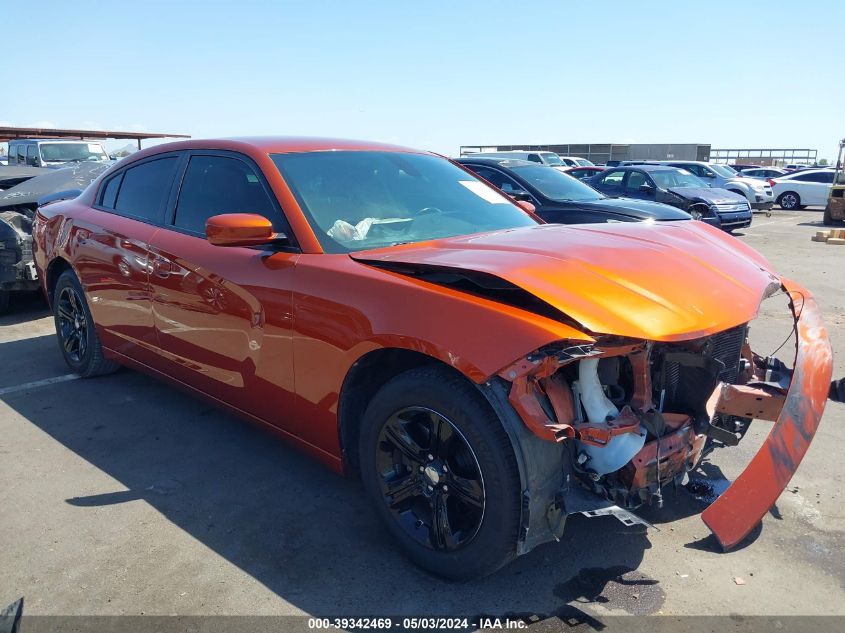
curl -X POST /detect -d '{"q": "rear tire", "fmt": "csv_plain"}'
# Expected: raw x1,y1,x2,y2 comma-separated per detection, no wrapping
359,365,521,580
778,192,801,210
53,270,120,377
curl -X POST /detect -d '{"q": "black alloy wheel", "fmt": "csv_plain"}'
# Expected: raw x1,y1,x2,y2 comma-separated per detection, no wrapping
52,269,119,377
56,285,88,363
375,406,485,552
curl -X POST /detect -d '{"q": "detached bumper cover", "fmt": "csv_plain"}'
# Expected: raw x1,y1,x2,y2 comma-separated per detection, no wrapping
702,279,833,549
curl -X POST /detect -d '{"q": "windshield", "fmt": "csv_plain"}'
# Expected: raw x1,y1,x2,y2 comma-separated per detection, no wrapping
271,151,537,253
650,168,708,189
540,153,564,166
510,164,603,202
710,163,738,178
575,158,594,166
40,142,108,163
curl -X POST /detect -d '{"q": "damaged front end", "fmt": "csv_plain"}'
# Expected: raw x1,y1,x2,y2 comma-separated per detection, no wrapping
0,208,39,309
489,279,833,551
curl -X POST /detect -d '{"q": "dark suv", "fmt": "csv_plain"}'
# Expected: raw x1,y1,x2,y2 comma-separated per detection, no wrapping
587,165,752,232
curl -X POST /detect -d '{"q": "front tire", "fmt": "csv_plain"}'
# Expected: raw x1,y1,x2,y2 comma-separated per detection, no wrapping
778,191,801,210
359,366,521,580
53,270,119,377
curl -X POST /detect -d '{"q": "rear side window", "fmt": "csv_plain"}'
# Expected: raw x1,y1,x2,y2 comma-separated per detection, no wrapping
99,173,123,209
794,172,832,183
17,145,25,164
113,157,179,222
26,145,38,166
173,155,279,234
527,154,542,163
599,170,625,185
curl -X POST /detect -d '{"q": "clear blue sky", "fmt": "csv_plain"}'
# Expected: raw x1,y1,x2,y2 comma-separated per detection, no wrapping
3,0,844,160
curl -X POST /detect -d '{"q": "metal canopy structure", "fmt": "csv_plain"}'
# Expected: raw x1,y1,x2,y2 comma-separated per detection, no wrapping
710,148,818,166
0,126,190,150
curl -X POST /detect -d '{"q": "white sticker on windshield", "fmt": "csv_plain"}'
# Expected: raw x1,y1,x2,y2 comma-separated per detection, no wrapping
459,180,510,204
88,144,101,153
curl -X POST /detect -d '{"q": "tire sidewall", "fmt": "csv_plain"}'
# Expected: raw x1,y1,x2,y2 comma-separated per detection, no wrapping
359,367,520,579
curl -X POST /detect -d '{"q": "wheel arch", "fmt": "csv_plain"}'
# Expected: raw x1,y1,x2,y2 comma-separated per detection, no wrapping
45,256,74,307
337,346,568,555
338,347,471,475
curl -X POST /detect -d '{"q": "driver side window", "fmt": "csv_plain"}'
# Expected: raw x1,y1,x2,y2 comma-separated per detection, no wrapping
625,171,649,191
468,166,524,194
173,155,283,235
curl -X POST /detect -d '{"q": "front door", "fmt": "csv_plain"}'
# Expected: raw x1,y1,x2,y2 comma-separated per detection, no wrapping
147,152,300,432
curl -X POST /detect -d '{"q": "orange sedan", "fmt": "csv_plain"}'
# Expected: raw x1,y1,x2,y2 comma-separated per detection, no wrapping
33,138,834,579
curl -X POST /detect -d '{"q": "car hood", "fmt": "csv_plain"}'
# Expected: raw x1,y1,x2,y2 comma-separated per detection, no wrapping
574,196,691,220
352,222,779,342
667,187,748,205
729,176,767,188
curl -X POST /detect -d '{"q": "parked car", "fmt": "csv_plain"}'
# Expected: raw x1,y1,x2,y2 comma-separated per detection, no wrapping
33,137,834,579
6,139,110,168
0,162,111,311
587,165,752,231
561,166,606,181
653,160,774,212
770,169,836,209
740,167,788,180
557,156,594,167
456,158,692,225
461,150,566,169
728,163,761,172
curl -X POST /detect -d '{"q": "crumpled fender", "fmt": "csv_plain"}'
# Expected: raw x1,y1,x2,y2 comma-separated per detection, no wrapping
702,278,833,549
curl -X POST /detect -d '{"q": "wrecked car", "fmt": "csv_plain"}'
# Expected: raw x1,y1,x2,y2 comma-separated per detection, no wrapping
0,162,111,311
33,138,834,579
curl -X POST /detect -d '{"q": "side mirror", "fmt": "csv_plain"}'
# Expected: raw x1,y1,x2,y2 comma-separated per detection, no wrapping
205,213,285,247
516,200,536,214
508,190,533,202
639,183,655,193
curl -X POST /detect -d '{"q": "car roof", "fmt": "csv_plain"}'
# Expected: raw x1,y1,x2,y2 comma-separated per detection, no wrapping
781,168,834,176
120,137,428,163
614,164,680,172
456,157,536,168
9,138,104,144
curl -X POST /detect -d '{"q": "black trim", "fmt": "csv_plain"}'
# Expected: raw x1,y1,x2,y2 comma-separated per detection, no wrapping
163,149,301,252
91,152,184,228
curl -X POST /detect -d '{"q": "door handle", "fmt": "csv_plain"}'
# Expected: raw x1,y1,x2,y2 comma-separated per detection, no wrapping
151,257,188,279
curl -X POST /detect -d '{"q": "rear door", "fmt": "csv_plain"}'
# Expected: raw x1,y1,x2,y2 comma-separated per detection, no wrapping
75,154,181,364
801,171,834,204
592,169,626,197
147,151,300,430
